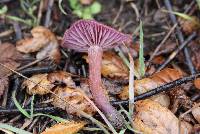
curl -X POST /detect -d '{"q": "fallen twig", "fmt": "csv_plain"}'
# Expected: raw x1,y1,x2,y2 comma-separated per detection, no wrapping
0,106,56,114
157,32,197,72
164,0,196,74
112,72,200,105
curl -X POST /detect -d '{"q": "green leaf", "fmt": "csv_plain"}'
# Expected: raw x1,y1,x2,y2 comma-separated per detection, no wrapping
0,123,32,134
69,0,78,10
82,13,93,19
90,1,102,14
0,5,8,15
139,20,145,78
73,9,83,18
12,90,31,118
119,129,126,134
82,7,93,19
33,113,67,122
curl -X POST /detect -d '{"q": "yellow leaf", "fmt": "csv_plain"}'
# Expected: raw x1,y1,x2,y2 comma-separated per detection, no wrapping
41,121,86,134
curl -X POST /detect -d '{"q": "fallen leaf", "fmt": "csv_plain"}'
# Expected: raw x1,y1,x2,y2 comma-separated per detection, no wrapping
133,99,192,134
150,93,170,108
180,16,200,34
154,40,177,56
151,56,165,65
22,71,76,95
51,86,96,116
16,26,61,64
41,121,86,134
119,68,183,107
47,71,75,88
192,106,200,124
84,51,129,79
0,43,22,77
22,74,55,95
169,86,193,113
0,43,22,98
194,78,200,90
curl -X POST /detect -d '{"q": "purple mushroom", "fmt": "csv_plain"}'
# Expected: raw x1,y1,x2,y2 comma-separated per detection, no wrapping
62,20,131,128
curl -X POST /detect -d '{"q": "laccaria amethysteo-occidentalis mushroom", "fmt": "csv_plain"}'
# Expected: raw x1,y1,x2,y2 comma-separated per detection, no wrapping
62,20,131,128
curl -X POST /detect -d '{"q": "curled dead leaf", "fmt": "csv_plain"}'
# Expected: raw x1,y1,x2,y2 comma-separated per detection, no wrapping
192,106,200,124
16,26,61,64
47,71,75,88
84,51,129,79
133,99,192,134
41,120,86,134
51,86,96,116
119,68,183,107
22,74,55,95
22,71,78,95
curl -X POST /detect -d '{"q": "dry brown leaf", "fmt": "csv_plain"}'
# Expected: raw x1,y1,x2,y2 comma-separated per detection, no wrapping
180,16,200,34
192,106,200,124
119,68,183,107
84,51,129,79
150,93,170,108
16,26,61,64
22,74,55,95
41,121,86,134
0,43,22,77
194,78,200,90
23,71,77,95
47,71,75,88
0,43,22,97
51,86,96,116
133,99,192,134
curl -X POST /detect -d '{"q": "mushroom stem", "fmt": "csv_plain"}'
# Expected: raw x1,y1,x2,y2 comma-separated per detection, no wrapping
88,45,124,128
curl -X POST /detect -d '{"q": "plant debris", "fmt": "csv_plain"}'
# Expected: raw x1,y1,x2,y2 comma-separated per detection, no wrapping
0,0,200,133
41,120,86,134
133,99,192,134
16,26,61,64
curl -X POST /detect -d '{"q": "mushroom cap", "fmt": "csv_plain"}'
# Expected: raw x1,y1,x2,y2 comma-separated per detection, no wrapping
62,20,131,52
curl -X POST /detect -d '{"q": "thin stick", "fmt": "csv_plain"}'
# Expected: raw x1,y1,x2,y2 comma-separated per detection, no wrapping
0,63,111,134
164,0,196,74
17,57,48,71
112,0,124,25
44,0,54,27
37,0,44,25
0,107,56,114
112,72,200,105
157,32,196,72
147,23,177,67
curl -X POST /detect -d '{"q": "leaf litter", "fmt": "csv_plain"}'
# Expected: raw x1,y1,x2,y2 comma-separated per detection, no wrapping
0,1,200,134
